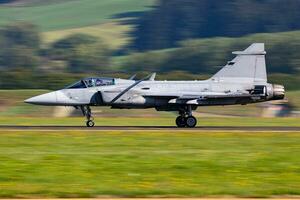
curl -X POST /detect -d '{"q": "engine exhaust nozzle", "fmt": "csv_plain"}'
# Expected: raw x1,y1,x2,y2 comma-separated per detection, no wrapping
272,84,285,100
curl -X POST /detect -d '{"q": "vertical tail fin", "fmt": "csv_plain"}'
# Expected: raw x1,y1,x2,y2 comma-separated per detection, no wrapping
211,43,267,83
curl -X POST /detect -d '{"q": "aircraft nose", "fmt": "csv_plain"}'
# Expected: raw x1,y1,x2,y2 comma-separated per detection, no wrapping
24,91,57,105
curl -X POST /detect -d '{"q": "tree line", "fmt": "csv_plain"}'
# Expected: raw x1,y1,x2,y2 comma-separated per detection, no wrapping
0,0,14,3
123,31,300,75
0,22,111,73
131,0,300,51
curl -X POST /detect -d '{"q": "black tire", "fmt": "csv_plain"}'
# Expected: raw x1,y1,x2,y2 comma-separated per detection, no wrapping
86,120,95,127
185,116,197,128
176,116,186,128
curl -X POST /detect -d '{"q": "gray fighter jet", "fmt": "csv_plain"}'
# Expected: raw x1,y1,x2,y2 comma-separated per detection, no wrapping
25,43,285,127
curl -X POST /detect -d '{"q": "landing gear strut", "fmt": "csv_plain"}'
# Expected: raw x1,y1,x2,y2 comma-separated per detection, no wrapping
176,105,197,128
80,105,95,127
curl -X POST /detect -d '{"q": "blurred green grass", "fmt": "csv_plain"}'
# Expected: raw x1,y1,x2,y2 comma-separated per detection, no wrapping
0,0,156,31
0,131,299,197
0,117,300,127
42,21,132,49
0,0,156,49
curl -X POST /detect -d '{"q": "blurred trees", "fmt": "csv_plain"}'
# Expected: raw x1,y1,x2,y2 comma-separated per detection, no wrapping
0,22,40,70
124,31,300,74
0,0,15,3
0,25,111,73
48,34,111,73
132,0,300,51
2,22,40,49
0,22,112,89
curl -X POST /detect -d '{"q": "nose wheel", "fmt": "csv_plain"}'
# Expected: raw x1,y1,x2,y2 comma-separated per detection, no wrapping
80,105,95,127
176,106,197,128
86,120,95,127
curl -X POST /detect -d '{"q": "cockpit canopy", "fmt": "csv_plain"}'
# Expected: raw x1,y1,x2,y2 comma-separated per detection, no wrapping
66,77,115,89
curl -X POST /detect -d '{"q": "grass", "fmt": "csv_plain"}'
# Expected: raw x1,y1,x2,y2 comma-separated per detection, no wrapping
0,0,156,48
0,130,299,197
287,90,300,109
0,0,156,31
0,90,52,116
3,0,77,7
42,20,132,49
0,117,300,127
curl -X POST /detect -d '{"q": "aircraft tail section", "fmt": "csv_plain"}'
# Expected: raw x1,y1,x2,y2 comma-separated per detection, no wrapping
211,43,267,83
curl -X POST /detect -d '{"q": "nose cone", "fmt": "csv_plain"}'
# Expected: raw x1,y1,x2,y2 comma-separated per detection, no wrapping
24,91,57,105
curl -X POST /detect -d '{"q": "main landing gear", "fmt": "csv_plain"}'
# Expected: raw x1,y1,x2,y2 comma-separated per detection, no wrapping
176,105,197,128
80,105,95,127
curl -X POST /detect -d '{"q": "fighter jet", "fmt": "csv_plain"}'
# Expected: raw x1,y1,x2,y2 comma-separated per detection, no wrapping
25,43,285,128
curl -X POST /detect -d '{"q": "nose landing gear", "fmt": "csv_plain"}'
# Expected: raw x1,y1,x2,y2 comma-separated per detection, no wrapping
176,105,197,128
80,105,95,127
86,120,95,127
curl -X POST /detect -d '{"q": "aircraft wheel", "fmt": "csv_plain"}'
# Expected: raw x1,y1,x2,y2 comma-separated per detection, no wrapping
185,116,197,128
86,120,95,127
176,116,186,128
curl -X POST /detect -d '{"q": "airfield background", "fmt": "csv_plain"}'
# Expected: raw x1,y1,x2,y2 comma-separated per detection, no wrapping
0,0,300,198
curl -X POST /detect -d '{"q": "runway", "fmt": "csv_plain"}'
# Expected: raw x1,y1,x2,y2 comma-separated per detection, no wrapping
2,196,300,200
0,125,300,132
0,198,299,200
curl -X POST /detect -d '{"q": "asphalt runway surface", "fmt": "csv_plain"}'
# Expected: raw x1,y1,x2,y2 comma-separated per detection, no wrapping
1,198,299,200
0,125,300,131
